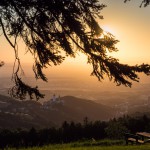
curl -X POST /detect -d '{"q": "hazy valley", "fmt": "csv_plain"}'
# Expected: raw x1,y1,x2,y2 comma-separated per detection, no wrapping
0,76,150,129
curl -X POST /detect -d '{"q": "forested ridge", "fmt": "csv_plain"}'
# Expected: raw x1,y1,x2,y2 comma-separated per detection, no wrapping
0,115,150,149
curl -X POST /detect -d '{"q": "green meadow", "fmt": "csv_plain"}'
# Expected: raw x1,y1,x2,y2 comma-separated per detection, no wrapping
8,145,150,150
8,140,150,150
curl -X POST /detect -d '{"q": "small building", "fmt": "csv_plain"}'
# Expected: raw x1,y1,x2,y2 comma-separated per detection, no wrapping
42,94,64,109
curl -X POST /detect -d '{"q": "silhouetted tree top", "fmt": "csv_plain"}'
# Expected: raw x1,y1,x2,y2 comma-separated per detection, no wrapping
124,0,150,7
0,0,150,100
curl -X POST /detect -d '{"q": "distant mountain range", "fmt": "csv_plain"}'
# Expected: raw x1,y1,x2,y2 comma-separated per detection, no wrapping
0,95,116,130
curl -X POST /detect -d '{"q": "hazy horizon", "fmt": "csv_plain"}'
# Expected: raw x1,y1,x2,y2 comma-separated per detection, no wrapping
0,63,150,108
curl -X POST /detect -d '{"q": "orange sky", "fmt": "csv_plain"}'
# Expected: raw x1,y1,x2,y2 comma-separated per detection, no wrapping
100,0,150,65
0,0,150,79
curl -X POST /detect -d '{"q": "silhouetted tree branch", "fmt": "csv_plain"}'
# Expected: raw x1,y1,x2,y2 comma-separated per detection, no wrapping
0,61,4,67
124,0,150,7
0,0,150,100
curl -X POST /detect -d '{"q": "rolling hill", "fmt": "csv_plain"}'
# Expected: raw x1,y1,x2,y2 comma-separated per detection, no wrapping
0,95,115,129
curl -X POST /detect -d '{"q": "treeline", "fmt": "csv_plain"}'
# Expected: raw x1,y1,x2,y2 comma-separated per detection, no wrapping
0,115,150,149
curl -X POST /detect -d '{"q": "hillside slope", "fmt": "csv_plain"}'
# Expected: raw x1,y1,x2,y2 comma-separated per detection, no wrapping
0,95,115,129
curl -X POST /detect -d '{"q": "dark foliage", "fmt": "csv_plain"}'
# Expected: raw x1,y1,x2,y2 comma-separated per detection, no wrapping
0,115,150,148
124,0,150,7
0,61,4,67
0,0,150,99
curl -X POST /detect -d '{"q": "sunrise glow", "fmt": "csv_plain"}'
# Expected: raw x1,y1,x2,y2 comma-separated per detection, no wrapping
0,0,150,76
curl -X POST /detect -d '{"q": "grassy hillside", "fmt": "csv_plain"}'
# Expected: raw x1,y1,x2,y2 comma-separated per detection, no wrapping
7,140,150,150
